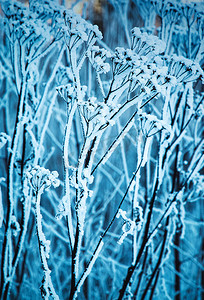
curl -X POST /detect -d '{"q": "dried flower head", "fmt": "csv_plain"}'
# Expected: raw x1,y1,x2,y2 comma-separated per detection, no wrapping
131,27,166,56
87,46,112,74
26,166,60,193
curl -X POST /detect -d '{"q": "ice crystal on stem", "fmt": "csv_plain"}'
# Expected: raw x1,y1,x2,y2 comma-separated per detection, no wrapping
116,208,143,245
26,166,59,299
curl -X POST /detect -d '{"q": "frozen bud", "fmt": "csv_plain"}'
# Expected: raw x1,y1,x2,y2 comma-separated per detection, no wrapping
50,171,60,188
131,27,142,37
92,24,103,40
52,171,58,177
56,202,65,220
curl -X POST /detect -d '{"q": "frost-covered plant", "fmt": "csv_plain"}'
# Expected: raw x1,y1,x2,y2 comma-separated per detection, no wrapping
26,166,60,193
0,0,65,298
27,166,60,299
87,46,112,74
0,0,203,299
